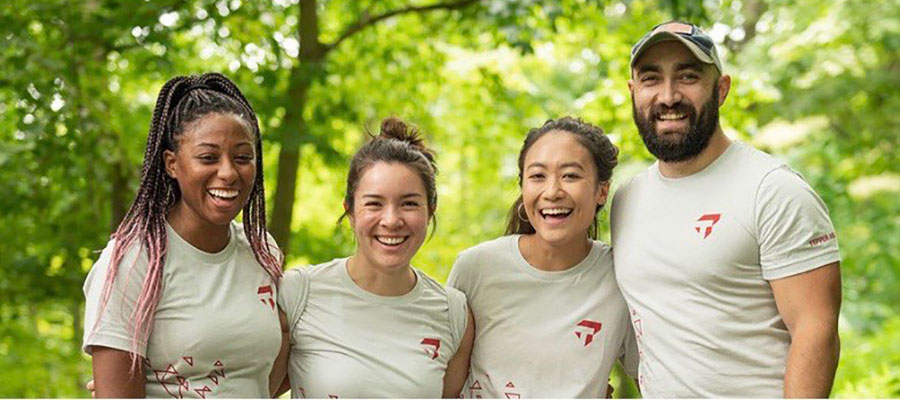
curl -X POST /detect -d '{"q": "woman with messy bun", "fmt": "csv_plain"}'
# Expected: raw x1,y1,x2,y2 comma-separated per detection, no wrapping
272,117,475,398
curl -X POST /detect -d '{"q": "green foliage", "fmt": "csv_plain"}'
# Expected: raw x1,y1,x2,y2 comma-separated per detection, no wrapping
0,0,896,397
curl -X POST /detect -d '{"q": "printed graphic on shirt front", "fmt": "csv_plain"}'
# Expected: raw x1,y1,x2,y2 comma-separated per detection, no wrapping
420,338,441,360
468,380,483,398
574,319,603,346
694,213,722,239
630,308,647,389
504,381,520,399
149,357,227,399
257,285,275,310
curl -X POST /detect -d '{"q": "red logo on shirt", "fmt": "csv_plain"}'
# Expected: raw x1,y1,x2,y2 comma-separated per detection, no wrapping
257,285,275,309
574,319,603,346
694,213,721,239
504,381,520,399
421,338,441,359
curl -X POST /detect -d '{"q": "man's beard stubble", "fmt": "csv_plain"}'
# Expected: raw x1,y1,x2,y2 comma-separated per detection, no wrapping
632,82,720,162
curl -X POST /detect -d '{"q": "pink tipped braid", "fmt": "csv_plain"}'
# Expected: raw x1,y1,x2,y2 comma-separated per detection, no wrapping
90,73,282,375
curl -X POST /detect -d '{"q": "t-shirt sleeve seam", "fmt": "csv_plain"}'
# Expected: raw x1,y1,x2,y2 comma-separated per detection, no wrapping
83,331,147,357
762,249,841,281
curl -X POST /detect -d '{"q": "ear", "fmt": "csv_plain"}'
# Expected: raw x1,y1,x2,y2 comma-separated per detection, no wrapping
595,180,611,208
627,78,635,97
717,74,732,106
163,149,178,179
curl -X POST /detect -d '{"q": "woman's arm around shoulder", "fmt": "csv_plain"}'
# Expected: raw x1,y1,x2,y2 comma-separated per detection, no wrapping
442,308,475,398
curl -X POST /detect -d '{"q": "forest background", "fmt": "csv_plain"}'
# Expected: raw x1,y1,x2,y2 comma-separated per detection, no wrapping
0,0,897,397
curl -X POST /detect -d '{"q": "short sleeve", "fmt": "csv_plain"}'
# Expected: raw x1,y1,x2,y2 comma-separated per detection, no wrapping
756,167,841,280
445,286,469,354
277,267,311,336
619,321,639,378
82,241,149,356
446,250,475,295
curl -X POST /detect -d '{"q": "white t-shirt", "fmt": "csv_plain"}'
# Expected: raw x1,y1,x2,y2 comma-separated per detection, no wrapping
82,222,282,398
277,258,468,399
611,141,841,397
447,235,637,398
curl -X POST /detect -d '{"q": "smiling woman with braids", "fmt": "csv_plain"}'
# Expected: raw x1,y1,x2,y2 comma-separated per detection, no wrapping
82,73,286,397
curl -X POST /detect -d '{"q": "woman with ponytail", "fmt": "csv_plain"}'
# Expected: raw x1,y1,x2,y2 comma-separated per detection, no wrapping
447,117,637,397
273,117,474,398
82,73,285,397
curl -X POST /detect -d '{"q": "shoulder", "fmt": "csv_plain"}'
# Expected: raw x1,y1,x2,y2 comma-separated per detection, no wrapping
458,235,515,263
301,258,347,281
730,141,787,174
281,266,311,286
88,237,149,279
232,221,282,256
452,236,515,277
591,240,613,261
611,168,650,209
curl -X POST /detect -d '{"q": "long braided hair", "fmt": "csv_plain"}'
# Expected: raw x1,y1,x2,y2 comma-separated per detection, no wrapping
92,73,282,371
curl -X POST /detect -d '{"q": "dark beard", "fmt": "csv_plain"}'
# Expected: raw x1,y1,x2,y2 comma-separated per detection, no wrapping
632,82,720,162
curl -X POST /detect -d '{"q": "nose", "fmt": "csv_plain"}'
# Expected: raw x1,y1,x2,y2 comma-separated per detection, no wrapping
379,205,404,229
658,78,682,107
542,176,564,201
217,158,239,183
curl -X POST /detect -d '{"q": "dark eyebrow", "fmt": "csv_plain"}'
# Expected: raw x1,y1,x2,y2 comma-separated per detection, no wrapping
676,62,704,72
361,194,384,200
196,142,253,149
560,162,586,171
525,162,547,170
637,64,660,75
401,193,425,199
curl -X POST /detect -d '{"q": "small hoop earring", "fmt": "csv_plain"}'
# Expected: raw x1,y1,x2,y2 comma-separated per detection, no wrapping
517,203,529,223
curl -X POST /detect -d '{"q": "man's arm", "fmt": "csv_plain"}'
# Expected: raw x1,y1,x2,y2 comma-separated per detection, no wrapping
770,262,841,398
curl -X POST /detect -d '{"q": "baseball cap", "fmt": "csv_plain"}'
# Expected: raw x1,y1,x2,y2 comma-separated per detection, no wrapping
630,21,722,73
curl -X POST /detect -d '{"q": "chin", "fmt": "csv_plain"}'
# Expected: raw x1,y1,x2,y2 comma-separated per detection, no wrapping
373,255,413,271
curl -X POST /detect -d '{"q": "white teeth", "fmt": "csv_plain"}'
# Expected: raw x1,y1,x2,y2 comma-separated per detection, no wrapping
208,189,239,199
541,208,572,216
376,236,406,245
658,113,685,120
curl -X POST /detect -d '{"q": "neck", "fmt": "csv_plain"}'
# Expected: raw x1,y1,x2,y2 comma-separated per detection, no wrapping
166,204,231,253
658,128,731,178
518,234,593,272
346,255,417,297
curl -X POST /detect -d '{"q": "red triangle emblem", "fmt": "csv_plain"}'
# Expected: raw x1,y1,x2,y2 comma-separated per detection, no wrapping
470,380,482,390
214,360,223,367
505,381,515,388
183,356,194,366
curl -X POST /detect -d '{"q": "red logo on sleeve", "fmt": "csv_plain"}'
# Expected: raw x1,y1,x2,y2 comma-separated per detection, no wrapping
574,319,603,346
257,285,275,309
695,213,721,239
421,338,441,359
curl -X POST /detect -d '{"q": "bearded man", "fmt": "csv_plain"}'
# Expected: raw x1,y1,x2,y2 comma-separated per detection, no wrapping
610,21,842,397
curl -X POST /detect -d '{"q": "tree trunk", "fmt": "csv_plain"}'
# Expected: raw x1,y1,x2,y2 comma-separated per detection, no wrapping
269,0,325,255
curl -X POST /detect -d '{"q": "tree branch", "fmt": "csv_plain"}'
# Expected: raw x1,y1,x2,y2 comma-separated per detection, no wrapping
722,0,767,55
323,0,478,53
